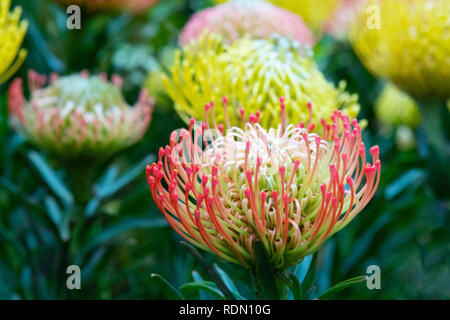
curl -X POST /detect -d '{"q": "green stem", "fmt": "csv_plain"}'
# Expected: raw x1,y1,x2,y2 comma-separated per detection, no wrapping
65,159,100,207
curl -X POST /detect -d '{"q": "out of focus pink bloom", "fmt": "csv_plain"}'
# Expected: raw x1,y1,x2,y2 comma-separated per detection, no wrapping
323,0,366,39
179,0,315,47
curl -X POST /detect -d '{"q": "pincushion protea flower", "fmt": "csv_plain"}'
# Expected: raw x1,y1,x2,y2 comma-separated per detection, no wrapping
0,0,28,84
375,84,421,129
351,0,450,101
179,0,315,47
146,98,380,269
54,0,159,12
8,70,153,160
164,33,360,129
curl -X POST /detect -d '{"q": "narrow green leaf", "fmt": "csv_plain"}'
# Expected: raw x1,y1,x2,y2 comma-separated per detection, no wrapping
180,281,225,300
213,264,246,300
44,196,62,226
27,151,73,206
254,242,279,300
95,155,155,200
318,276,368,300
301,255,317,299
287,272,303,300
294,255,313,284
44,196,70,241
192,271,208,300
180,241,236,300
385,169,425,200
315,240,336,296
151,273,184,300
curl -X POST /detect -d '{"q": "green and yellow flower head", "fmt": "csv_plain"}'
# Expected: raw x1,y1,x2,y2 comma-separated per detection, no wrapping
163,33,360,129
351,0,450,101
375,84,421,129
0,0,28,84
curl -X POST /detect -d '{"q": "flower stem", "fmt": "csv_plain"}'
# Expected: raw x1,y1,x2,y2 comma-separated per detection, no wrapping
252,242,289,299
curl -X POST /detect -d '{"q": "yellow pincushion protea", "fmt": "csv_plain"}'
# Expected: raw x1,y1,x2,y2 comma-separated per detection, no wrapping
375,84,421,129
163,33,360,129
0,0,28,84
215,0,339,32
351,0,450,101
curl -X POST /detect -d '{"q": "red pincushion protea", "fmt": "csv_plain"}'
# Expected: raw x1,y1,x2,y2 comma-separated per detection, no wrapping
179,0,315,47
146,97,380,269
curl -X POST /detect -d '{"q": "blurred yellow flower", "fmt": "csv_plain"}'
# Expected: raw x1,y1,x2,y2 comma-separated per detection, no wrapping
375,84,421,129
0,0,28,84
351,0,450,101
163,33,360,129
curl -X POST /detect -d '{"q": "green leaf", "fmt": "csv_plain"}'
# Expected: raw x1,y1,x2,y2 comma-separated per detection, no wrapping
27,151,73,206
315,240,336,296
180,281,225,300
180,241,236,300
287,272,303,300
191,271,208,300
301,255,317,299
385,169,425,200
213,264,246,300
151,273,184,300
254,242,279,300
293,255,313,284
318,276,367,300
95,155,155,200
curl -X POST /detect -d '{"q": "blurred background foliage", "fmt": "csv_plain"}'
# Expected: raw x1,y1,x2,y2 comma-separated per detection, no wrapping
0,0,448,299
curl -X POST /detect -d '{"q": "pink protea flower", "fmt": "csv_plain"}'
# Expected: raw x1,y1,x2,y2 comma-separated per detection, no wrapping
54,0,159,13
179,0,315,47
146,97,380,269
8,70,154,160
323,0,366,39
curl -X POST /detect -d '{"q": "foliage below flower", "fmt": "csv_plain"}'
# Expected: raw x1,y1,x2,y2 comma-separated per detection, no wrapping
0,0,28,84
8,71,154,161
179,0,315,47
164,33,360,129
215,0,339,32
146,98,380,269
351,0,450,101
54,0,159,12
375,84,421,129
